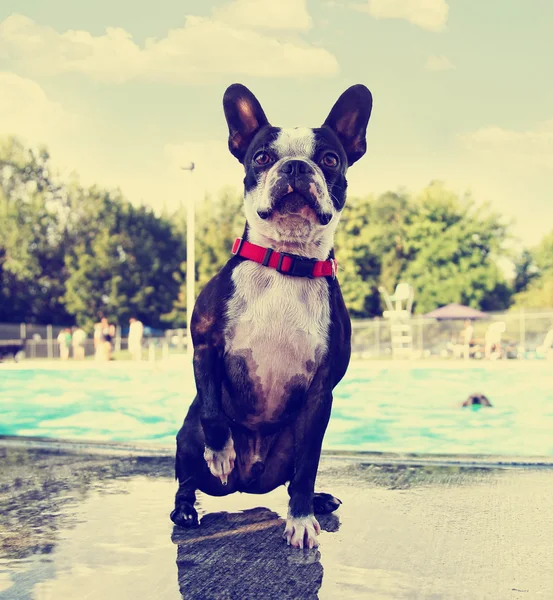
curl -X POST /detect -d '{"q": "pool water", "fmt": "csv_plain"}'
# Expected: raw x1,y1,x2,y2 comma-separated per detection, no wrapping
1,362,553,456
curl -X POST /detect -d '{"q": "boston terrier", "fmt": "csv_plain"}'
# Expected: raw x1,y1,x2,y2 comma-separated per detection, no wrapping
462,393,493,407
170,83,373,549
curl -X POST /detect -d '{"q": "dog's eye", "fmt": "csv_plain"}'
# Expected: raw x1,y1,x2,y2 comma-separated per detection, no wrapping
321,153,339,168
253,151,271,166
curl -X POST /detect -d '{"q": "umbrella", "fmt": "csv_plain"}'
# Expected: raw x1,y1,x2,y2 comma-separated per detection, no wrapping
422,303,489,320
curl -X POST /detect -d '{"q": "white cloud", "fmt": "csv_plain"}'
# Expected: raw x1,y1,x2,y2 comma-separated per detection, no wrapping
0,72,76,140
0,14,338,84
0,72,120,201
82,141,245,216
354,0,449,32
458,120,553,171
425,54,454,71
213,0,313,31
0,72,241,215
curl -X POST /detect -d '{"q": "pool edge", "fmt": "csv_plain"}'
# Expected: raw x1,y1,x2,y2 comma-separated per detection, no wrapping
2,434,553,468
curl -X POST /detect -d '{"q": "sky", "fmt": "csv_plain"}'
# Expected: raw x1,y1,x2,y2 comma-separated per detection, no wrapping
0,0,552,247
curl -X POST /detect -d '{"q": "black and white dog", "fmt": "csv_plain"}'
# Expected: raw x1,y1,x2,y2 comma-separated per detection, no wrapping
171,83,372,549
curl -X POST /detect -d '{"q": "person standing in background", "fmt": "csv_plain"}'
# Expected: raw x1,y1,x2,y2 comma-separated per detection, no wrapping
100,317,115,361
128,317,144,361
57,327,72,360
537,324,553,360
93,321,104,360
461,319,474,360
72,327,87,360
485,321,506,360
94,317,115,361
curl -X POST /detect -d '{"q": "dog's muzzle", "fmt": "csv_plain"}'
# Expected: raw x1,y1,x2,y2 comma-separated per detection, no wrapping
259,160,332,225
258,191,331,225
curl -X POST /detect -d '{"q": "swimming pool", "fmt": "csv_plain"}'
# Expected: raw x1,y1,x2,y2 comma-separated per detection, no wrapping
1,361,552,456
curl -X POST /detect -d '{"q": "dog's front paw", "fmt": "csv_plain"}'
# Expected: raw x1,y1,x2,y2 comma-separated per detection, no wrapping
203,437,236,485
283,514,321,549
170,502,199,528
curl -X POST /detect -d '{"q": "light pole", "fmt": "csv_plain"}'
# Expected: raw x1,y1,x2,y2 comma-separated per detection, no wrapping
181,162,195,359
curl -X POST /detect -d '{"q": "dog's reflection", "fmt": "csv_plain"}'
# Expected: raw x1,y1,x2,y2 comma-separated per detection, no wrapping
172,507,340,600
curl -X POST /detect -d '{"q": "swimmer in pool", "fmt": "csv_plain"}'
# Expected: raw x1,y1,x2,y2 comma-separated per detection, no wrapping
462,393,492,407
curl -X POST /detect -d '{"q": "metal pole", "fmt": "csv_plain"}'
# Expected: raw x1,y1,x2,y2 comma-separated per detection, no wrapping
46,325,53,359
181,162,196,359
115,325,122,352
520,307,525,357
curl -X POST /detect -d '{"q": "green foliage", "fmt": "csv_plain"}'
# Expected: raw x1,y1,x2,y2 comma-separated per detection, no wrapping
0,138,70,323
533,231,553,276
401,182,512,313
513,249,540,294
195,189,244,289
160,188,244,327
334,194,383,317
3,136,552,328
1,137,185,329
512,276,553,309
336,182,512,316
62,188,186,330
511,229,553,309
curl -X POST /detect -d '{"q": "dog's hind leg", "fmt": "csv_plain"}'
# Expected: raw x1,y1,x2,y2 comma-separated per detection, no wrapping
171,475,198,527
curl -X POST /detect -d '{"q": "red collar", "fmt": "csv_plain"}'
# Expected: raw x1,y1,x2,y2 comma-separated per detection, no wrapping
231,238,337,279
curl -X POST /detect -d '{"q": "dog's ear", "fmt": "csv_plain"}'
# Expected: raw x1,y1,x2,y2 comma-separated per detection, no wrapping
223,84,270,163
323,85,372,166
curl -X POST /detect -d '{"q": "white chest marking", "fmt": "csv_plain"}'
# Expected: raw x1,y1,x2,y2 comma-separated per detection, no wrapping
224,261,330,419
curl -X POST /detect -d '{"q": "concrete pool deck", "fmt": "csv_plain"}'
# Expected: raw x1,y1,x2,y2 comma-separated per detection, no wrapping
1,437,552,599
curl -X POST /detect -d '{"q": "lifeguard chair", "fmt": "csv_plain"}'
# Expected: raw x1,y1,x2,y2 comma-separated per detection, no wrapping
378,282,415,359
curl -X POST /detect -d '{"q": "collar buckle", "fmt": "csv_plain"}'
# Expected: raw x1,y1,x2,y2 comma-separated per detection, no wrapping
276,252,317,278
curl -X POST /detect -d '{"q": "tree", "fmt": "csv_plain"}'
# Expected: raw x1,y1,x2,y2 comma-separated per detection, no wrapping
0,136,520,327
162,189,244,327
335,193,389,317
533,230,553,276
513,249,539,294
337,182,512,317
511,229,553,309
195,189,244,289
512,276,553,309
0,137,70,323
402,182,512,314
63,187,186,330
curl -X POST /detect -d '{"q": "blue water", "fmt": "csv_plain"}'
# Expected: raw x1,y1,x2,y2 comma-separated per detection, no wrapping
1,362,553,456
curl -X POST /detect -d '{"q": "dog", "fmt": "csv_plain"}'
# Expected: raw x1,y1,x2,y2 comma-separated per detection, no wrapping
462,393,492,407
170,83,372,549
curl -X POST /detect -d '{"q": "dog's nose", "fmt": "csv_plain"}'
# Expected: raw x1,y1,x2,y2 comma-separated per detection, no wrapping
279,159,312,176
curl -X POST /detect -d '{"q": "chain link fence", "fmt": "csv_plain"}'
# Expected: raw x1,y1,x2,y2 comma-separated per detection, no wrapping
1,310,552,361
351,309,553,359
0,323,189,361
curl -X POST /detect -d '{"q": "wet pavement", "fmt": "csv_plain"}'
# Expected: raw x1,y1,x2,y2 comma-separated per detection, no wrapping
1,438,552,599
